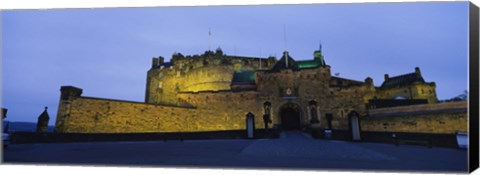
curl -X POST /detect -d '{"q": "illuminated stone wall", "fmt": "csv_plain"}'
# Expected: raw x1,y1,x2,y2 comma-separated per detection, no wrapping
177,91,263,129
376,83,438,103
374,67,438,104
56,50,451,135
361,101,467,134
255,67,375,130
55,86,265,133
55,85,466,134
145,51,276,105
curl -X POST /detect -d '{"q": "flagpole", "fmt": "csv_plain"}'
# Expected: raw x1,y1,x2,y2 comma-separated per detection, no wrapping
208,28,211,51
283,24,288,68
259,48,262,69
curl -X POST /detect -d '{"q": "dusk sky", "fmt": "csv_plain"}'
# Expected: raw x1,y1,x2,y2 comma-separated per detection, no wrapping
2,2,469,123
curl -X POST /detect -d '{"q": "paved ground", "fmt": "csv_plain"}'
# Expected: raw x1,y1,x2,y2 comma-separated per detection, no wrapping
2,131,468,173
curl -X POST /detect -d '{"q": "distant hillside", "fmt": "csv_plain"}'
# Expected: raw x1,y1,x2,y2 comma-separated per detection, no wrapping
3,121,55,132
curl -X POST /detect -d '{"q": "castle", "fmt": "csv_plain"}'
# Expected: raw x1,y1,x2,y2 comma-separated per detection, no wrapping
55,46,466,141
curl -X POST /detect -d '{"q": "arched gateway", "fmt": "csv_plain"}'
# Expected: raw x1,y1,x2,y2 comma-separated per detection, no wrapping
279,103,303,130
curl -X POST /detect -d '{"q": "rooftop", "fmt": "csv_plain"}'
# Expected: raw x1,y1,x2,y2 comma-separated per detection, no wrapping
231,70,256,85
380,70,426,88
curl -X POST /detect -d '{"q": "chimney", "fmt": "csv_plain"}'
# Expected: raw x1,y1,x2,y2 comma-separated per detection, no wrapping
365,77,373,85
415,67,421,75
151,57,159,68
384,74,389,81
158,56,165,65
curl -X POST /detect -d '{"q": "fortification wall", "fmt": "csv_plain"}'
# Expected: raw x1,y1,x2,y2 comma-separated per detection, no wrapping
58,97,193,133
145,65,235,105
376,83,437,103
146,55,276,105
56,87,264,133
182,65,234,92
176,91,263,128
368,101,466,115
361,101,467,134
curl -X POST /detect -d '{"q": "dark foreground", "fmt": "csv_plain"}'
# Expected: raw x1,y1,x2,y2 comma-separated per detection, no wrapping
2,131,467,173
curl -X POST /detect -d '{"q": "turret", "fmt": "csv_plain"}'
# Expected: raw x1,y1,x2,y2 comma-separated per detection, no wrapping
313,42,326,66
365,77,374,86
152,56,165,69
158,56,164,65
215,47,223,56
415,67,421,77
56,86,83,132
151,57,159,69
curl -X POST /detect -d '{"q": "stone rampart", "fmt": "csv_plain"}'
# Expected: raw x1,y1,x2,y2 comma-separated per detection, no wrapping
56,87,264,133
362,101,467,134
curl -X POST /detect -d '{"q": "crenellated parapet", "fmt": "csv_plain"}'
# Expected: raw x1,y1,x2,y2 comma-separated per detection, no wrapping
145,50,277,104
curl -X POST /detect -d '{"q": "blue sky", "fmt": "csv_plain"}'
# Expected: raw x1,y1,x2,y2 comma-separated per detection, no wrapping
2,2,469,123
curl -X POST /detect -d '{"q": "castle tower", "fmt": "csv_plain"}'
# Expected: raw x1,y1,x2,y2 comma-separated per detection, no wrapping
55,86,83,132
313,42,326,66
37,107,50,133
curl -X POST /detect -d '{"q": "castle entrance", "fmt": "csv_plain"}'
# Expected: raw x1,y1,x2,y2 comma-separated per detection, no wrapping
279,103,302,130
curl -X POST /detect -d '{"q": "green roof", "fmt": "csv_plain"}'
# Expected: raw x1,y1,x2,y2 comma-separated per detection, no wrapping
232,71,256,85
297,60,322,69
268,51,326,72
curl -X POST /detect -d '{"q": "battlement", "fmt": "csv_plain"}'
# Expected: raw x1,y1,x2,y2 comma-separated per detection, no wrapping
150,50,277,73
145,50,278,104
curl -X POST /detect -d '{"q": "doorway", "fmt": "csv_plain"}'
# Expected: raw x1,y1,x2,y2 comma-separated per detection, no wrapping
280,104,301,130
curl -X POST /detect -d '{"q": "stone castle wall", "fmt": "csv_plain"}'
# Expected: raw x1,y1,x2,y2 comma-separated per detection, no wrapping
145,53,276,105
361,101,467,134
254,67,374,130
55,85,466,135
376,83,437,103
56,87,265,133
177,91,263,128
146,65,235,105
